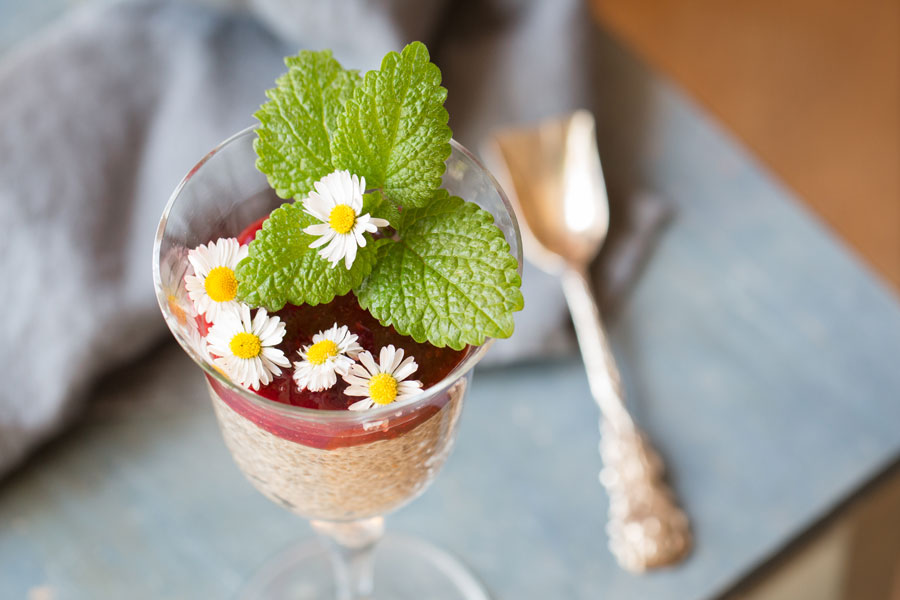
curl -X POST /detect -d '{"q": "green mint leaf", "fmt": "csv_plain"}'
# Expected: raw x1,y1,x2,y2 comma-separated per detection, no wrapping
254,50,361,200
236,203,381,310
355,191,523,349
332,41,451,209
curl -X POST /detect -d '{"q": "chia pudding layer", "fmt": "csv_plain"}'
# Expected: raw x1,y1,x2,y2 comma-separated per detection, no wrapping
209,376,467,521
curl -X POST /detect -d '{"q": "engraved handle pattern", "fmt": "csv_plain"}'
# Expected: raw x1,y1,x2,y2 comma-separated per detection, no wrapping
561,268,692,571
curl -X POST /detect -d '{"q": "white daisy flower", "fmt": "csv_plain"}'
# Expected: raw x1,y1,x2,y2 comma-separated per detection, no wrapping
293,323,364,392
185,238,249,323
343,345,423,411
302,170,389,269
206,304,290,391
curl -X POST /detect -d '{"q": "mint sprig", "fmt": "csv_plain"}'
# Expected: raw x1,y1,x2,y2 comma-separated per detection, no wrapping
242,42,524,347
332,42,450,209
356,191,524,350
254,50,361,199
236,203,383,310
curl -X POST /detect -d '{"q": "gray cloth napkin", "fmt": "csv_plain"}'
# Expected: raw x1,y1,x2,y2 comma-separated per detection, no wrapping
0,0,668,477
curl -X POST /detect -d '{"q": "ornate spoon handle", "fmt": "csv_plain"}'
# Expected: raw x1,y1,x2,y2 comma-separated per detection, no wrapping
561,267,692,572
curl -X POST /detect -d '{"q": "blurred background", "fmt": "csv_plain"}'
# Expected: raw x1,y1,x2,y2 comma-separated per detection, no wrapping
593,0,899,291
0,0,897,598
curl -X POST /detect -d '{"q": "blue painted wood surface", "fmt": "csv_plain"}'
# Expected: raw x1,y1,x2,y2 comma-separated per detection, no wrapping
2,6,900,600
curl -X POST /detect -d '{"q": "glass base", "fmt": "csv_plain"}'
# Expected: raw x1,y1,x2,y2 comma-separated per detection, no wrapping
238,534,492,600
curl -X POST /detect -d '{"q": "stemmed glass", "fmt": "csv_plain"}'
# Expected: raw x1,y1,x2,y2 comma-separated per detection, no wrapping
152,127,522,599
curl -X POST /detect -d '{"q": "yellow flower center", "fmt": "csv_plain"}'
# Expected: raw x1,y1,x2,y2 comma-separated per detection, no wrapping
328,204,357,234
368,373,398,405
307,340,339,365
204,266,238,303
230,332,262,359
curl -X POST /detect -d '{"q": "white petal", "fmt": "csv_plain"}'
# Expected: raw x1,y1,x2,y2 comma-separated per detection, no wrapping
198,296,214,317
253,355,271,384
348,399,374,411
257,319,282,345
223,355,246,384
304,223,332,236
377,346,391,370
235,242,249,265
310,183,332,207
312,179,331,202
349,190,363,212
357,352,379,376
343,369,370,384
332,355,355,375
185,276,206,310
188,244,213,277
253,312,277,340
324,238,346,265
270,321,287,346
343,238,357,269
262,346,290,368
316,244,336,266
258,355,281,379
204,300,229,324
237,305,253,330
237,357,253,384
357,222,377,238
205,330,231,353
246,367,263,390
341,173,354,204
206,336,229,356
343,374,370,388
343,338,363,358
309,229,337,250
315,369,338,391
303,198,331,222
217,238,236,267
393,357,419,381
397,380,423,394
327,325,343,343
251,308,268,334
380,345,401,372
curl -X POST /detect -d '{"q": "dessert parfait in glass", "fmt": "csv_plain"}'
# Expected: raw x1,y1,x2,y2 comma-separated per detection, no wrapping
153,43,523,599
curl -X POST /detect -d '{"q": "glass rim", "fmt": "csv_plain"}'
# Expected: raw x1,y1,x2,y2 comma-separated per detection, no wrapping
152,126,522,423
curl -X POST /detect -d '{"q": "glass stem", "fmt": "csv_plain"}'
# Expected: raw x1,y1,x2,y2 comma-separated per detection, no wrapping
311,516,384,600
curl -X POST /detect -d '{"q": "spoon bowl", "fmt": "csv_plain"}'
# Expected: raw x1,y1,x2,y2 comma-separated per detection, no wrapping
487,110,608,272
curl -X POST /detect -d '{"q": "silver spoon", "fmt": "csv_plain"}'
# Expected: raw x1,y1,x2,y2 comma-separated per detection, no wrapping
485,110,691,571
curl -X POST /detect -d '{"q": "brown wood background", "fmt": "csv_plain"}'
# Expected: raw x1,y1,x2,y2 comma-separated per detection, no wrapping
591,0,900,290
